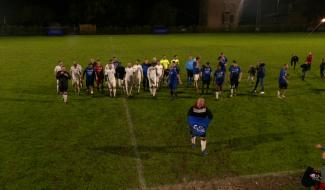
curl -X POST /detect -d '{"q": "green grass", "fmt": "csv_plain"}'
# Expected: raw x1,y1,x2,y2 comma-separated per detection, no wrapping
1,33,325,189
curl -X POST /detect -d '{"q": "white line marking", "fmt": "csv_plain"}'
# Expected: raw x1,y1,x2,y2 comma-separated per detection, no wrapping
241,169,304,179
123,98,147,189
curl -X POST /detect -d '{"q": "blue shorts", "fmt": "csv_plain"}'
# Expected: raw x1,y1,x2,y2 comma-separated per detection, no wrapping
216,79,224,86
169,82,177,90
279,82,288,89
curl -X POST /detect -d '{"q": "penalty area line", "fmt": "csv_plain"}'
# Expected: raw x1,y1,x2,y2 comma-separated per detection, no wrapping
123,98,147,189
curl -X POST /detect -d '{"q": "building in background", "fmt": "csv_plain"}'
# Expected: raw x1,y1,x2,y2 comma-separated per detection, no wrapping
200,0,242,30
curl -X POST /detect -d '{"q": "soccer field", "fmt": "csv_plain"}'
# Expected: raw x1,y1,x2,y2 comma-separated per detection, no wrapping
1,33,325,189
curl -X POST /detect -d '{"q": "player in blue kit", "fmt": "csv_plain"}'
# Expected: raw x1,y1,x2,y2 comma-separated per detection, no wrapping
83,63,96,95
169,62,181,99
201,62,212,95
188,98,213,156
186,56,194,88
193,56,201,93
218,52,228,72
214,64,225,100
277,64,289,99
228,60,242,97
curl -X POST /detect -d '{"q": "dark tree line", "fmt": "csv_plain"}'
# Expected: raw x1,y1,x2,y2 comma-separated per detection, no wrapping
1,0,199,26
0,0,324,26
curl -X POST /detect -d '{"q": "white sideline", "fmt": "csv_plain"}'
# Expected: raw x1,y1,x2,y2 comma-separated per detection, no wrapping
123,98,147,189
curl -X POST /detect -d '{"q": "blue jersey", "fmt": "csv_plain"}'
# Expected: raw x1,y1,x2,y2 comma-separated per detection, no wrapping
214,69,225,83
142,64,150,77
201,66,212,81
193,61,200,74
84,67,95,81
229,66,241,79
186,59,194,71
219,62,226,72
279,68,287,84
219,56,228,65
169,67,179,84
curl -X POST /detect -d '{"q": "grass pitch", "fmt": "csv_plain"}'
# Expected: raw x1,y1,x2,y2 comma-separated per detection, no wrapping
1,33,325,189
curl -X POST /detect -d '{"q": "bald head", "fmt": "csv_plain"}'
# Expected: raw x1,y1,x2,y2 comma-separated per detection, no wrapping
196,98,206,109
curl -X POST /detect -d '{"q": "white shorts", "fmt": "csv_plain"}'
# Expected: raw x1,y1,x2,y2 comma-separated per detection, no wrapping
149,77,157,88
72,79,80,86
108,78,116,88
117,79,124,87
194,74,200,81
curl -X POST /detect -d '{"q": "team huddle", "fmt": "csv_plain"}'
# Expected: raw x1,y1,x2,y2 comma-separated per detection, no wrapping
54,52,323,104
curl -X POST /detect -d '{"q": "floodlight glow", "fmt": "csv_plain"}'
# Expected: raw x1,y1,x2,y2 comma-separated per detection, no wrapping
321,18,325,23
235,0,245,26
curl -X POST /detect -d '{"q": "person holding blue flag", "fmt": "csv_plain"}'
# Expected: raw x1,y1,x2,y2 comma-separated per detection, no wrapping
187,98,213,156
186,56,194,88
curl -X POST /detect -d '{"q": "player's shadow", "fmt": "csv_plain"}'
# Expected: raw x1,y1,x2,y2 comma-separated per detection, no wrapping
90,144,199,159
209,132,293,152
310,88,325,94
10,86,55,96
90,132,292,159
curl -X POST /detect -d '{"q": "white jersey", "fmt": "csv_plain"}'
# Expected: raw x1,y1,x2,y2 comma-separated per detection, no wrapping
70,66,81,81
54,65,62,76
125,67,134,82
148,66,157,81
155,64,164,78
133,64,143,79
77,64,83,74
105,65,116,82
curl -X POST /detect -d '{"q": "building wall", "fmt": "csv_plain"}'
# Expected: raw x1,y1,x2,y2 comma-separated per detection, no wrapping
203,0,242,29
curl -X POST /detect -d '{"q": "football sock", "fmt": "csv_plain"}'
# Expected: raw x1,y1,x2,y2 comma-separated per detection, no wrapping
63,94,68,103
191,136,196,144
201,139,206,152
216,92,219,99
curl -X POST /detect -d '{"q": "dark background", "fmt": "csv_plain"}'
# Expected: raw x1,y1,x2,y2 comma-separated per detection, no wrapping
0,0,324,26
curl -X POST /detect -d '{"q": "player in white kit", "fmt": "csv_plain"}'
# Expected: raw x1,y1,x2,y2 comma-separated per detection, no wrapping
54,61,63,93
147,64,158,97
70,62,82,95
76,63,83,87
155,61,164,89
132,60,143,94
105,63,117,97
124,63,134,97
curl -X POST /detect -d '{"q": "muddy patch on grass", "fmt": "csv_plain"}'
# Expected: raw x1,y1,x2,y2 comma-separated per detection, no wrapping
148,171,304,190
